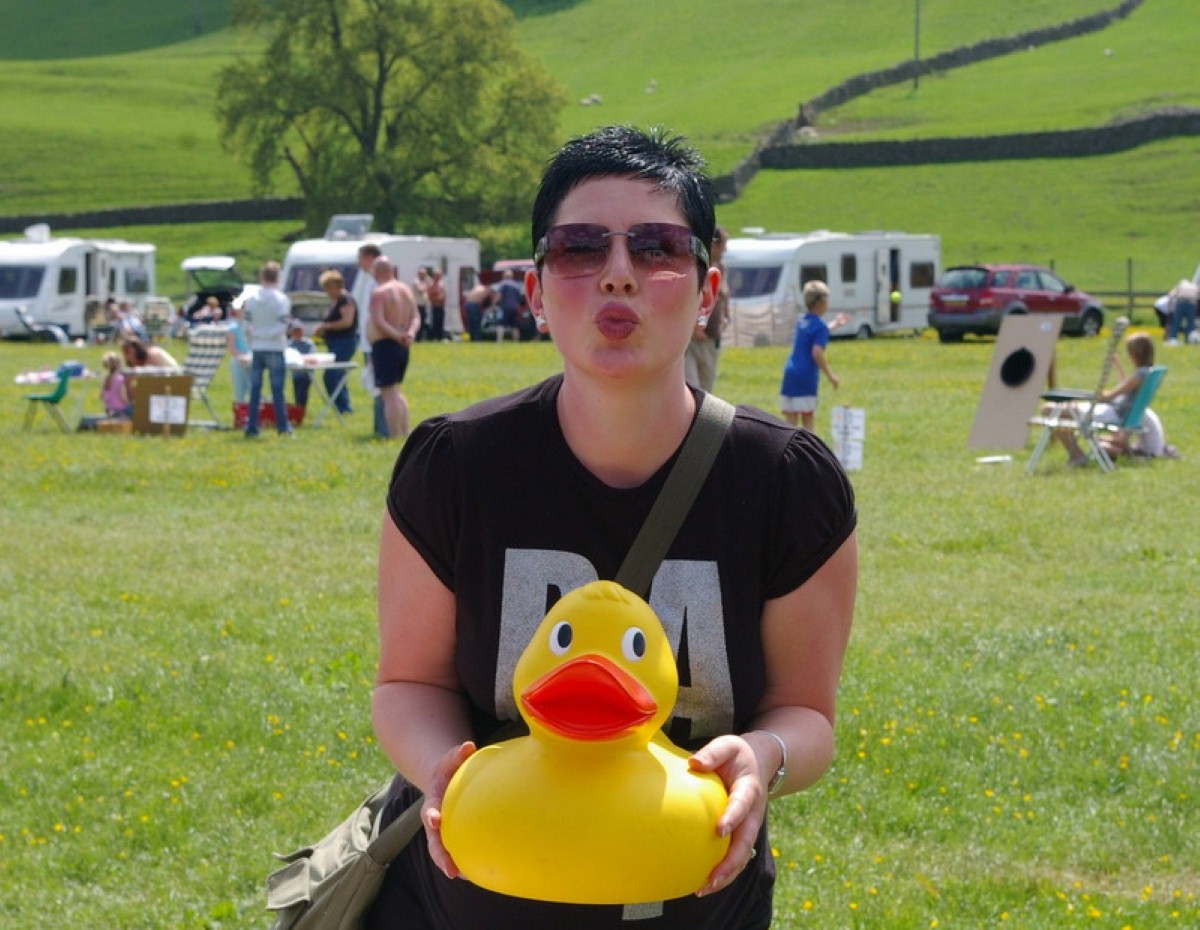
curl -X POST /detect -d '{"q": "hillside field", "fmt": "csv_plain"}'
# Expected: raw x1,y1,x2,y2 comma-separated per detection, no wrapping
2,0,1199,298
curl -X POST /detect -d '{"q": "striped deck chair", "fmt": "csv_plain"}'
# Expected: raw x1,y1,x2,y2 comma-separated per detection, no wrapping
183,324,228,428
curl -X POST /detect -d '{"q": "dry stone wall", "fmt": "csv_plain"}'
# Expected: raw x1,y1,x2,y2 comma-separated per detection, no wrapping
713,0,1151,201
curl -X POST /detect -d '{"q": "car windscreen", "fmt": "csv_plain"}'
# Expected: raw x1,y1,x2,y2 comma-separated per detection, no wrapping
937,267,988,289
727,266,781,299
286,264,360,293
0,265,46,299
190,269,244,291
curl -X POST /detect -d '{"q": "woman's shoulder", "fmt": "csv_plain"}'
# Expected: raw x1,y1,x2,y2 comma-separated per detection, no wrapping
405,377,558,454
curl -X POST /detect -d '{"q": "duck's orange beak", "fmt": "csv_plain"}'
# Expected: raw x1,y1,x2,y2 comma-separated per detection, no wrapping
521,655,657,741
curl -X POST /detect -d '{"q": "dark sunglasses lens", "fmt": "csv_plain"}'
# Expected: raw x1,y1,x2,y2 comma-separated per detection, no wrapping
627,224,694,269
545,225,608,277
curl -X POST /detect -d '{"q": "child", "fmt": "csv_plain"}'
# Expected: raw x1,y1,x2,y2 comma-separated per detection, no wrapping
1047,331,1158,466
288,321,315,410
779,280,850,431
100,351,132,419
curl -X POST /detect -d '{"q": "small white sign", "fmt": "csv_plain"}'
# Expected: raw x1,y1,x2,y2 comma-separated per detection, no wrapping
831,406,866,472
149,394,188,425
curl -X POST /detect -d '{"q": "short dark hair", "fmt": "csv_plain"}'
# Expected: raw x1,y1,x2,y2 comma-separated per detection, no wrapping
531,125,715,280
358,243,382,259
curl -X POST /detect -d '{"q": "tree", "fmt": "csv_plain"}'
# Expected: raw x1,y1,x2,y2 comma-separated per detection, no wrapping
216,0,566,235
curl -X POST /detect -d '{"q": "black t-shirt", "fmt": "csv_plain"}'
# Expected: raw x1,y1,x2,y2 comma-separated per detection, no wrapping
377,375,856,929
322,293,357,335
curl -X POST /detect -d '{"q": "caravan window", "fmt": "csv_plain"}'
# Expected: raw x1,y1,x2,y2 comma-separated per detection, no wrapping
286,264,359,293
60,267,79,295
124,269,150,294
800,264,827,286
909,262,936,289
0,266,45,299
841,254,857,284
727,266,781,299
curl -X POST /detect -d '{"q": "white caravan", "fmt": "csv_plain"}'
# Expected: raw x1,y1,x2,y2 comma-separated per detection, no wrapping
0,225,157,339
281,218,481,335
722,230,941,346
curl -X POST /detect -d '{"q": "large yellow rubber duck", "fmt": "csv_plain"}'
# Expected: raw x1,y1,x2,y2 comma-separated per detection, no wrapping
441,580,730,904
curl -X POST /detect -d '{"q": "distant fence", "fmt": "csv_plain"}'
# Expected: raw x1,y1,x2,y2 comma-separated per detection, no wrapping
0,197,304,236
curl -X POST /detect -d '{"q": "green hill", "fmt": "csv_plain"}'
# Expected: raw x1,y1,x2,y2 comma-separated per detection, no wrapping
1,0,1196,297
0,0,232,59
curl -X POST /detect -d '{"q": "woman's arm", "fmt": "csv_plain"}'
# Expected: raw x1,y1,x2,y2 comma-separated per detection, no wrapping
372,516,475,876
691,532,858,895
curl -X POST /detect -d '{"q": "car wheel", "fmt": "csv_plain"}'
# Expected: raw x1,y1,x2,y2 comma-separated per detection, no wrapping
937,329,963,344
1079,309,1103,337
855,324,872,340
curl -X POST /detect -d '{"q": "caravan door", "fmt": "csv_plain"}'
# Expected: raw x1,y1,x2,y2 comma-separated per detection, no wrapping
43,245,89,336
875,248,901,326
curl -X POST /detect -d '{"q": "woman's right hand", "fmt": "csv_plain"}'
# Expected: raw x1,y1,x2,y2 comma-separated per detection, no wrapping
420,740,476,879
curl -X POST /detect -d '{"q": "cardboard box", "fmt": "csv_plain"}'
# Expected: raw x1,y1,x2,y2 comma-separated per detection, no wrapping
129,373,193,437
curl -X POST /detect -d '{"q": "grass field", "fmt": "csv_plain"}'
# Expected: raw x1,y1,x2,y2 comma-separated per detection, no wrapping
0,0,1121,209
2,329,1196,928
818,0,1200,141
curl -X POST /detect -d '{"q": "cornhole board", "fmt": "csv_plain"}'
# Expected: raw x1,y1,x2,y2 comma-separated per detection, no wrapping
968,315,1062,449
131,374,193,437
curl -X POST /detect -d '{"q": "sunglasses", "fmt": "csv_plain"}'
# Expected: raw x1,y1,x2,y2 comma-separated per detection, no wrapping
535,223,709,279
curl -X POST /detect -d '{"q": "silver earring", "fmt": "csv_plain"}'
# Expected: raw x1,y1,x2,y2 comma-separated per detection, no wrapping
534,315,547,328
697,314,709,326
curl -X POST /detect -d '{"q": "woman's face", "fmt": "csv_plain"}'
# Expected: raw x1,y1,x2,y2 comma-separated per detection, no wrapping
527,176,717,384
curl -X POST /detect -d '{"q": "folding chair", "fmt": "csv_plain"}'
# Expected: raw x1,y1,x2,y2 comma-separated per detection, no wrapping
23,369,73,432
1026,318,1128,473
182,324,228,428
15,305,69,345
1027,365,1166,474
1091,366,1167,468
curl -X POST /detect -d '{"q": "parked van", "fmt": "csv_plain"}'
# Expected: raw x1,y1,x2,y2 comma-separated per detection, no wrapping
280,217,481,336
722,230,940,346
0,225,157,340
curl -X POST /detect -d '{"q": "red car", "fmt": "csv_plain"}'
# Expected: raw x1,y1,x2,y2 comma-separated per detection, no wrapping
928,263,1104,343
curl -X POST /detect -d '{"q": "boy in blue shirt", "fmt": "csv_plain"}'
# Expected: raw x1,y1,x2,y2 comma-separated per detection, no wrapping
779,280,850,432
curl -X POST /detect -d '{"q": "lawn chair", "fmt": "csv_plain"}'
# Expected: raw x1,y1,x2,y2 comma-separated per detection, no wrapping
182,324,228,428
1027,365,1166,474
23,369,73,432
1090,366,1168,468
1026,318,1129,473
15,305,70,345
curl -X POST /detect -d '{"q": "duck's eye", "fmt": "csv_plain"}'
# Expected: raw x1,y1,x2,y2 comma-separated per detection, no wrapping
549,620,573,655
621,627,647,662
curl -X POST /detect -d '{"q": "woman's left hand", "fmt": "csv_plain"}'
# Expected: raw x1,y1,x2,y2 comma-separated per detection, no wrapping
687,734,768,896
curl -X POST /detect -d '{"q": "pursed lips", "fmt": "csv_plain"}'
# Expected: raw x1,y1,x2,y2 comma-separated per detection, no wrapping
595,303,639,339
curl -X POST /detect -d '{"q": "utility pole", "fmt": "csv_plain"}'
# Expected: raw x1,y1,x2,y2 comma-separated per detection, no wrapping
913,0,921,90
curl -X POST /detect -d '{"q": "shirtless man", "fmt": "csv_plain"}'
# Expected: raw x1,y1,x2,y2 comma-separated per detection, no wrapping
368,258,421,438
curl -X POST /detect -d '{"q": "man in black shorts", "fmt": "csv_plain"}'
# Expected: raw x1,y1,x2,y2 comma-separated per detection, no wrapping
367,258,421,438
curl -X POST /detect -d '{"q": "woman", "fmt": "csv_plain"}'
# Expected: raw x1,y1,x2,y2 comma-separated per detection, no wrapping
368,126,858,929
120,336,179,370
313,268,358,414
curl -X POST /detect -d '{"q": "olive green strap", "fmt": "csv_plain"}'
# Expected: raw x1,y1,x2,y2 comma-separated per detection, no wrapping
615,393,735,598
